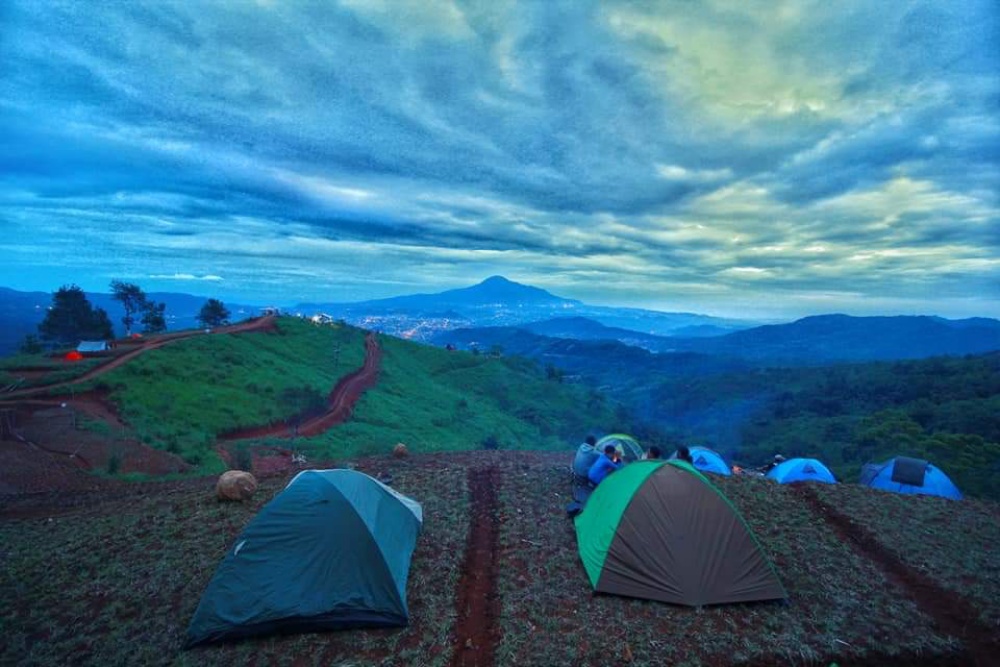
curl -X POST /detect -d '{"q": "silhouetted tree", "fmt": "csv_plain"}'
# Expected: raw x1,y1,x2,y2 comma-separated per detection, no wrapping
197,298,230,328
19,334,43,354
110,280,147,336
141,301,167,334
38,285,113,345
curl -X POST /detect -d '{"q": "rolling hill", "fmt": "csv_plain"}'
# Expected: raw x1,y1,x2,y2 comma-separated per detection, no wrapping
661,314,1000,362
439,313,1000,364
0,316,621,473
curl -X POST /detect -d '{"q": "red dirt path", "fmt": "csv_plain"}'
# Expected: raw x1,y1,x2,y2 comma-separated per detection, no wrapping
218,332,381,442
450,466,501,667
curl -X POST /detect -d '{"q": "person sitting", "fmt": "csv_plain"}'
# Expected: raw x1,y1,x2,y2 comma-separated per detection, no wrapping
676,445,694,464
588,444,623,486
763,454,786,473
646,445,662,460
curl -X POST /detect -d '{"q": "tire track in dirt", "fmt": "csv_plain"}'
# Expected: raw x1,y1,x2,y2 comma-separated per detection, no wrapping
217,332,381,441
795,484,995,666
450,467,501,667
0,316,278,401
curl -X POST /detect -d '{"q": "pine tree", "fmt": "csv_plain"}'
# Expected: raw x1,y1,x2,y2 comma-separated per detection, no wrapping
37,285,114,345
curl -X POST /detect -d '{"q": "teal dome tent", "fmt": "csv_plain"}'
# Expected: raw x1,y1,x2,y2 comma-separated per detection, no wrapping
186,469,423,647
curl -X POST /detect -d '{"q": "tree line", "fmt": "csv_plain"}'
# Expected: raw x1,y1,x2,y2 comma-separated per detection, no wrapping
635,352,1000,499
22,282,231,352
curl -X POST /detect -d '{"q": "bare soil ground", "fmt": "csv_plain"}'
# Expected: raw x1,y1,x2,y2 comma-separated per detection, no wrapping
0,400,190,494
450,467,501,667
2,451,997,666
795,484,996,666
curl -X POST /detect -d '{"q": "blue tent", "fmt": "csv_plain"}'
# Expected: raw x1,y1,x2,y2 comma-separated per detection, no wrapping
859,457,962,500
186,469,423,647
766,458,836,484
672,446,731,476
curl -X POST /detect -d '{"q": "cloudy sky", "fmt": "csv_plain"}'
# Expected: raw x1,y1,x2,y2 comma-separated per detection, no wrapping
2,1,997,319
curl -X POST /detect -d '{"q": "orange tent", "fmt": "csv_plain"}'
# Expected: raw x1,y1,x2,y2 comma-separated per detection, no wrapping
65,350,83,361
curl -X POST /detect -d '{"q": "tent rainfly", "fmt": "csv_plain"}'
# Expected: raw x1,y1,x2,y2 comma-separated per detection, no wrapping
766,458,837,484
671,446,732,476
185,469,423,647
859,457,962,500
575,460,786,607
572,434,643,481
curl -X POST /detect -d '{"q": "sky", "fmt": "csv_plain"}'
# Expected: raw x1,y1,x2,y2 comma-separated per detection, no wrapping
2,0,998,320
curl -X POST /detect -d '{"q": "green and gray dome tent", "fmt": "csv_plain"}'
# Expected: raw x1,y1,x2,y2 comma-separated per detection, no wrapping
185,469,423,647
575,460,786,607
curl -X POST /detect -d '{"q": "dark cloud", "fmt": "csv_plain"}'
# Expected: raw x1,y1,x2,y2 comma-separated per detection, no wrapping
1,0,997,317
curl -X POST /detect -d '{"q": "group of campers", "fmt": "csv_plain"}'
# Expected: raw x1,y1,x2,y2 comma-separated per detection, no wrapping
584,434,794,489
584,433,698,488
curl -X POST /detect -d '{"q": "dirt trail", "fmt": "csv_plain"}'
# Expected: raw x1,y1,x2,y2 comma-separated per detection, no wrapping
450,467,501,667
0,316,277,401
796,485,996,666
218,332,381,441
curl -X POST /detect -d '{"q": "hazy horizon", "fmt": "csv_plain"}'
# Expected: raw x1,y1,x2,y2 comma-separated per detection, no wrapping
3,1,998,320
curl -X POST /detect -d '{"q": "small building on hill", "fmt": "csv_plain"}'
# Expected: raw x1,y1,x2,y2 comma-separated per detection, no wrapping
76,340,111,354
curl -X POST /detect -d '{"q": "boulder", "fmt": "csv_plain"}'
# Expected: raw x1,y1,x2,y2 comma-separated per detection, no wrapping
216,470,258,501
392,443,409,459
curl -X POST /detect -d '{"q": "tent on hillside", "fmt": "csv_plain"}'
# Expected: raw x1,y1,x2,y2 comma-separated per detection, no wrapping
64,350,83,362
570,434,644,511
186,469,423,647
671,445,731,476
575,460,786,606
859,457,962,500
767,458,837,484
77,340,110,353
572,434,643,481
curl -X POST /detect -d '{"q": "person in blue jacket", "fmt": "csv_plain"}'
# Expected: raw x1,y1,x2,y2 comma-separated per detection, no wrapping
588,444,623,486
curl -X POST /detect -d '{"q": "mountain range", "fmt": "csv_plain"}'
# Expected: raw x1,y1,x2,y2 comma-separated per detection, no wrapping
2,277,998,363
293,276,748,340
434,313,1000,366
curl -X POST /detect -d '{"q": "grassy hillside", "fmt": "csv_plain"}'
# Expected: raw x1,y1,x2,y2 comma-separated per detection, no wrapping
240,330,620,459
80,319,365,466
3,452,996,666
76,318,618,468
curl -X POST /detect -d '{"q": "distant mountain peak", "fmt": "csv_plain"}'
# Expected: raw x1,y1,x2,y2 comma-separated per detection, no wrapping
480,275,513,286
455,276,572,304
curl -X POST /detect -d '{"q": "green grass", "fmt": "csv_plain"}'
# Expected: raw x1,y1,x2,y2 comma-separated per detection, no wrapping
126,322,621,464
289,334,619,458
87,319,365,463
